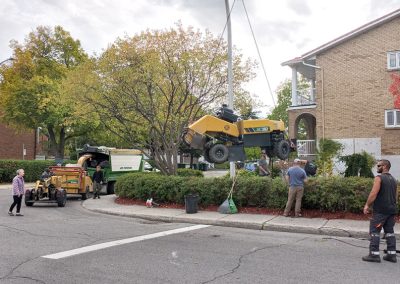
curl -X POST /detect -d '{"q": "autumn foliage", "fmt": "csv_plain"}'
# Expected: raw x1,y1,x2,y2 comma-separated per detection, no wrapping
388,73,400,109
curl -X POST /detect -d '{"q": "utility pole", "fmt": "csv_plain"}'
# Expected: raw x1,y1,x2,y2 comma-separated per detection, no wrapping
225,0,235,178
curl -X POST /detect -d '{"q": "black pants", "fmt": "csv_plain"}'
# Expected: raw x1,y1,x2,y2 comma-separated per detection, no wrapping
9,195,22,213
369,212,396,252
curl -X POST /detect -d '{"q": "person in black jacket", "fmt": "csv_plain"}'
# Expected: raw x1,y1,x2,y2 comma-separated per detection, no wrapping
362,159,398,263
92,165,104,199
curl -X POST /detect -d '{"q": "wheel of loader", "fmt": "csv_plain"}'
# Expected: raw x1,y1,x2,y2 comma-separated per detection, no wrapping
107,181,115,195
24,189,34,207
81,186,92,200
208,144,229,164
203,141,213,163
203,149,213,163
56,190,67,207
274,140,290,160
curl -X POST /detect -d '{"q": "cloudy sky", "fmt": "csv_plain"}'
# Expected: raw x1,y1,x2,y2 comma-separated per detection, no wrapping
1,0,399,113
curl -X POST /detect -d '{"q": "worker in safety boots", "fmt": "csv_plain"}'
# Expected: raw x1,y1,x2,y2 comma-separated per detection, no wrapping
362,159,397,263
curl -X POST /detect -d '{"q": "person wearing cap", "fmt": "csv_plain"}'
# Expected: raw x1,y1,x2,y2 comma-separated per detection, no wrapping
283,158,308,217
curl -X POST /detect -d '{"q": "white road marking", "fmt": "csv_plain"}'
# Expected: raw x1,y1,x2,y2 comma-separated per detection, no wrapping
42,224,211,260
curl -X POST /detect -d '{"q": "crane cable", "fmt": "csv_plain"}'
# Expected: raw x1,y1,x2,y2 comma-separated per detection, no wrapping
241,0,276,107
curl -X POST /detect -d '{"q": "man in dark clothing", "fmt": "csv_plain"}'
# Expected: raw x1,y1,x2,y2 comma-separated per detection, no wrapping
92,165,104,199
362,159,398,263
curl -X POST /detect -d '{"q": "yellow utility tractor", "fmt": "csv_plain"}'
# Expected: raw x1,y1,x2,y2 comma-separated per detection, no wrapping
25,166,93,207
182,105,292,163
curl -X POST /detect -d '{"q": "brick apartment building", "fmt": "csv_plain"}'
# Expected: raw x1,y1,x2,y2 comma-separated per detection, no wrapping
282,9,400,178
0,122,36,160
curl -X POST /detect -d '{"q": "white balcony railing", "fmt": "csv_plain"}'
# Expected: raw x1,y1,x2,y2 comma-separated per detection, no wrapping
295,88,316,106
296,140,316,156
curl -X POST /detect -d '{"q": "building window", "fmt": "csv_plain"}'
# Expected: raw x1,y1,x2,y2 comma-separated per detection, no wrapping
385,109,400,128
387,51,400,70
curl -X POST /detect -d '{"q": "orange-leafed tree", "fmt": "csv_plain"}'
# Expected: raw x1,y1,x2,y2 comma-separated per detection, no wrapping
388,73,400,109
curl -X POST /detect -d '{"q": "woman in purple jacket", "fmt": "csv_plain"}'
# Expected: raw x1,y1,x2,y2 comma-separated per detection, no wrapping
8,169,25,216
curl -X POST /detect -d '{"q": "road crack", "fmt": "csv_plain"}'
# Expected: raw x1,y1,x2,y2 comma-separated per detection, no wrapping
0,257,46,283
202,237,309,283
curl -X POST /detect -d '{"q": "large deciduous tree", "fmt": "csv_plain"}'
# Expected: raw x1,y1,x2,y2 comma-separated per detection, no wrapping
69,24,256,174
0,26,89,160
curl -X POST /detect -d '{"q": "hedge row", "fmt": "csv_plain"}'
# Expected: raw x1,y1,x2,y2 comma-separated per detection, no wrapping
115,172,389,213
0,159,77,183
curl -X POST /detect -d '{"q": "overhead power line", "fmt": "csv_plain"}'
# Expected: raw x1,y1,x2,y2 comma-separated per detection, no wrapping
241,0,276,107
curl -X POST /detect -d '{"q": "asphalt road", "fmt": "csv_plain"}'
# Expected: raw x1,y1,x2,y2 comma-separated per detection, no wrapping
1,187,400,284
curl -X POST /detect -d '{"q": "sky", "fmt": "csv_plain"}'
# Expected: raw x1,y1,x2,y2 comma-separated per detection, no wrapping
1,0,399,114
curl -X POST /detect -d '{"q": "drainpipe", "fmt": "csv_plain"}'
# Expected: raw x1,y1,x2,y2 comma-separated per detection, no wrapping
291,68,297,106
302,61,325,140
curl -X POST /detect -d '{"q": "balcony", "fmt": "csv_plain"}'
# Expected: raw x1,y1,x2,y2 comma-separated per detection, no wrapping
296,140,316,157
293,88,316,107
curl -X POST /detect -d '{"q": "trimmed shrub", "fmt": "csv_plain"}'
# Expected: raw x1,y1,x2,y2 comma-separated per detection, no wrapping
177,168,204,177
115,173,385,213
0,160,55,183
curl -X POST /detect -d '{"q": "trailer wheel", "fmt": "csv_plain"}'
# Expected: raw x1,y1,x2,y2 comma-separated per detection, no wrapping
274,140,290,160
208,144,229,164
56,190,67,207
81,186,92,200
25,189,34,207
107,181,115,195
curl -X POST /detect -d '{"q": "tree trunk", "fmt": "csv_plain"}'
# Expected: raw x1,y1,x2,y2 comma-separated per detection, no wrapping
47,125,66,162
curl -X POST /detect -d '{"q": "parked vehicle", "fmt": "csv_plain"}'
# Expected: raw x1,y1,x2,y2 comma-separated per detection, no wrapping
25,166,93,207
78,145,145,194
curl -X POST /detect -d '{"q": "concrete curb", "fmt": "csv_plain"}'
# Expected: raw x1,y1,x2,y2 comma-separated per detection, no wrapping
82,195,396,239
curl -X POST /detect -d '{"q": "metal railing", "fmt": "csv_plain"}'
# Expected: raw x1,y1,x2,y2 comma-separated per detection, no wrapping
296,139,316,156
295,88,316,106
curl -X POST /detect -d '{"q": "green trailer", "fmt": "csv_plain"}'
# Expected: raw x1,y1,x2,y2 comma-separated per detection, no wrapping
78,145,144,194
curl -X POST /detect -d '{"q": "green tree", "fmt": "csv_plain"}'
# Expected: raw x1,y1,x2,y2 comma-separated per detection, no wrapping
0,26,89,160
315,138,343,177
267,78,310,127
69,24,257,175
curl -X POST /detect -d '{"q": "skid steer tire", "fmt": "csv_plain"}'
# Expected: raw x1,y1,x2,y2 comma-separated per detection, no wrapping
107,181,115,195
203,149,213,164
274,140,290,160
208,144,229,164
25,189,34,207
56,190,67,207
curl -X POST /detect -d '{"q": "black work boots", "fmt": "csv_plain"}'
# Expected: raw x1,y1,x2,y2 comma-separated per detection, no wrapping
362,253,398,263
383,254,397,263
362,254,381,263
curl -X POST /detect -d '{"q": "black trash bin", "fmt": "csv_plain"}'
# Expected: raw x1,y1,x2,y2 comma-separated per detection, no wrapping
184,193,199,214
198,163,208,171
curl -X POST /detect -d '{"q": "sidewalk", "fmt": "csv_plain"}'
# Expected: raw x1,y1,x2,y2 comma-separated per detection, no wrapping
2,182,399,239
82,194,400,239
